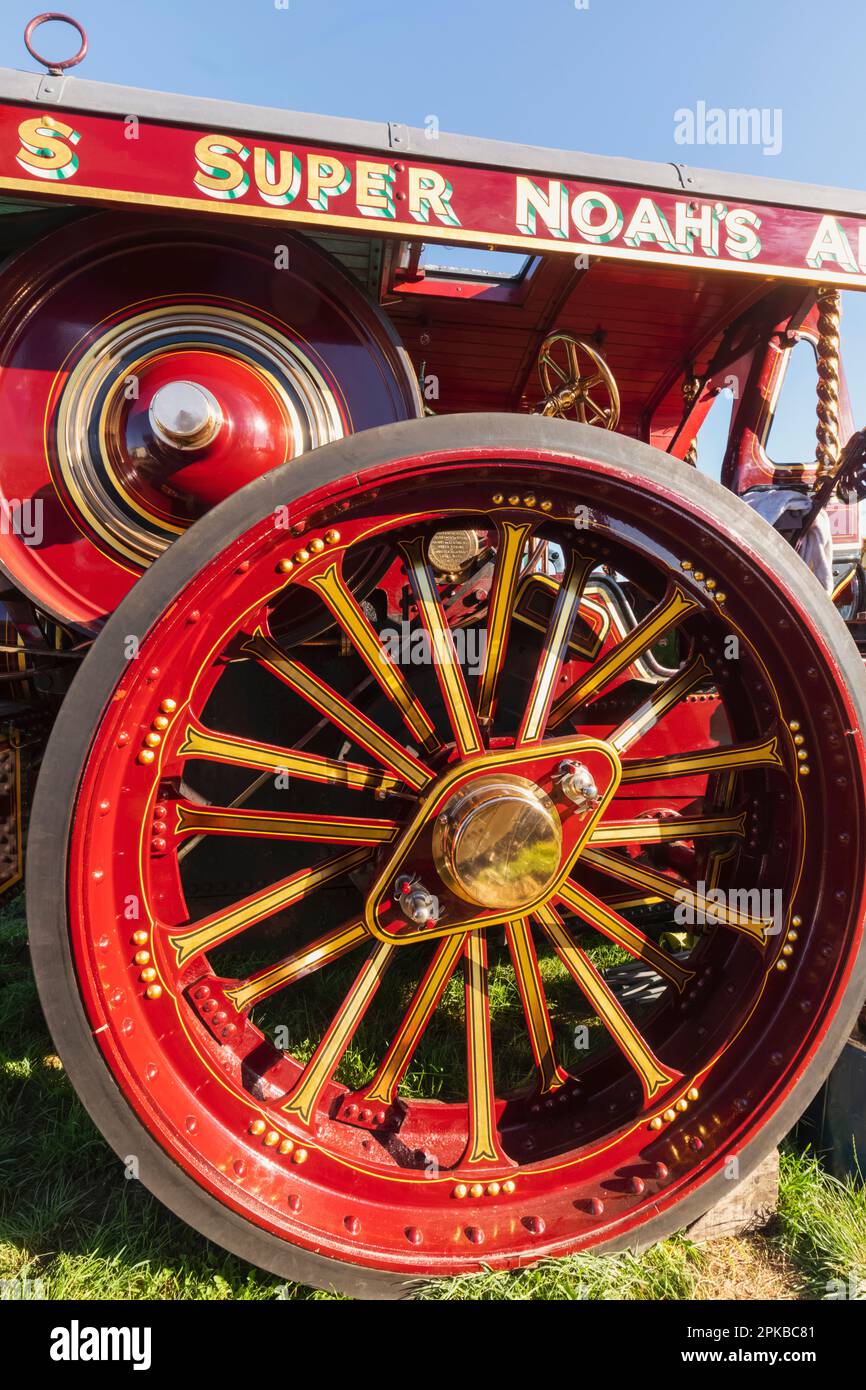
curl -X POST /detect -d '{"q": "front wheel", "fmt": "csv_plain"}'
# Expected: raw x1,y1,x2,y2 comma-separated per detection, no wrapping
28,414,866,1297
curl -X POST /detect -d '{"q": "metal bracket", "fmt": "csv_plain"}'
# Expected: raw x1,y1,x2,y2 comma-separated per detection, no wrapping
670,162,696,190
388,121,409,151
36,74,65,102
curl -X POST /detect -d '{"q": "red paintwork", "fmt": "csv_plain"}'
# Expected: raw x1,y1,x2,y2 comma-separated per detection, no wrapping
1,100,864,288
65,443,866,1276
0,215,420,626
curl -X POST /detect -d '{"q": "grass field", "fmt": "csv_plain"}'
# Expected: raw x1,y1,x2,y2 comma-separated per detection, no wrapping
2,895,864,1302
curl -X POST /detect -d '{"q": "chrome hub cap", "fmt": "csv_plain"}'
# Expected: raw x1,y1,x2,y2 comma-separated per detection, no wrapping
149,380,223,452
432,773,563,910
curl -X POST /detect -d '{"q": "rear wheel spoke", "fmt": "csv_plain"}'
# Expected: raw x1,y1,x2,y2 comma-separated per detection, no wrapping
305,560,441,753
461,931,510,1167
400,536,483,756
179,721,400,792
167,847,372,966
557,878,695,992
518,547,595,744
536,902,681,1105
607,654,712,754
590,809,747,846
243,628,432,790
226,920,370,1012
476,519,535,723
362,932,468,1107
580,847,774,944
505,917,569,1094
281,940,396,1125
549,585,699,729
620,735,784,784
175,802,400,845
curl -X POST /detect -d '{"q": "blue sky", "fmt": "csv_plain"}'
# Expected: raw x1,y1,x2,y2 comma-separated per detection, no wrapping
3,0,866,429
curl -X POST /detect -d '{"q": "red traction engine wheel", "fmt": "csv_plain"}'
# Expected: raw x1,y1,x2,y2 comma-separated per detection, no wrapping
0,214,420,628
28,415,866,1296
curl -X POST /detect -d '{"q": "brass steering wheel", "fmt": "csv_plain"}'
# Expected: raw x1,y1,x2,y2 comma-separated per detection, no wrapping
536,331,620,430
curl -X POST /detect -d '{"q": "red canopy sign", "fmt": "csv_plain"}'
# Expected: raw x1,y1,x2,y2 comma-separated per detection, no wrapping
2,104,865,288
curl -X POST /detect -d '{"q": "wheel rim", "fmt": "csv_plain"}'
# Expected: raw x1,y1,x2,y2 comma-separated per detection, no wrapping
53,420,866,1280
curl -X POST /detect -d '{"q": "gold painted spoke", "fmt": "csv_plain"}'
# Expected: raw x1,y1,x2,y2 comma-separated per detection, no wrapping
608,654,712,755
363,932,468,1107
590,809,747,846
226,920,370,1012
557,878,694,992
306,562,440,754
620,735,784,784
167,847,372,967
462,931,509,1166
505,917,568,1094
242,629,432,790
549,585,700,730
178,723,399,792
175,802,400,845
536,902,680,1104
476,519,535,723
400,536,483,757
518,548,596,745
579,847,773,944
281,940,395,1125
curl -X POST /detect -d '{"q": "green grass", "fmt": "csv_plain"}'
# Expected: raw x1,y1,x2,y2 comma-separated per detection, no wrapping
2,894,863,1301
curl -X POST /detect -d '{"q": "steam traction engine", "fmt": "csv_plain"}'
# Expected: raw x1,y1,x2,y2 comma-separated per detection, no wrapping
2,15,865,1295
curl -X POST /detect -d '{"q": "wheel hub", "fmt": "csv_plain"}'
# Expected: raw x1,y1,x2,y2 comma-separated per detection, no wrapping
432,773,562,910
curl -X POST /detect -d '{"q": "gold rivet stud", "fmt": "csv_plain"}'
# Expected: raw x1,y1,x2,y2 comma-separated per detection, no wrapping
705,579,716,590
782,944,794,957
310,538,325,553
523,494,536,507
278,1139,295,1155
153,715,169,731
134,950,150,966
687,1087,700,1102
278,559,294,573
715,592,727,603
694,571,704,582
132,930,148,945
680,560,693,570
295,549,310,564
264,1130,280,1147
663,1108,676,1123
453,1183,468,1199
676,1098,688,1112
787,930,799,942
137,749,155,765
250,1119,266,1136
798,765,810,776
776,959,788,972
794,734,804,745
325,530,341,544
145,984,163,1000
789,720,800,732
470,1182,484,1198
160,698,177,714
502,1180,516,1195
492,493,504,505
140,967,157,983
486,1182,501,1197
649,1116,663,1130
792,915,802,927
507,494,520,506
292,1148,308,1164
540,499,553,512
145,732,162,748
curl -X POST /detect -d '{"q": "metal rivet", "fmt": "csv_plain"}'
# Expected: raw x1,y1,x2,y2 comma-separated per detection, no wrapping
278,559,294,573
469,1182,484,1199
137,749,155,765
250,1119,266,1135
278,1139,294,1155
145,984,162,1000
263,1130,280,1147
292,1148,308,1164
452,1183,468,1199
325,530,341,544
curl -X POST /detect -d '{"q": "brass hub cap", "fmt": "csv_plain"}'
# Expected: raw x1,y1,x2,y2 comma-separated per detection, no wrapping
432,773,562,910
